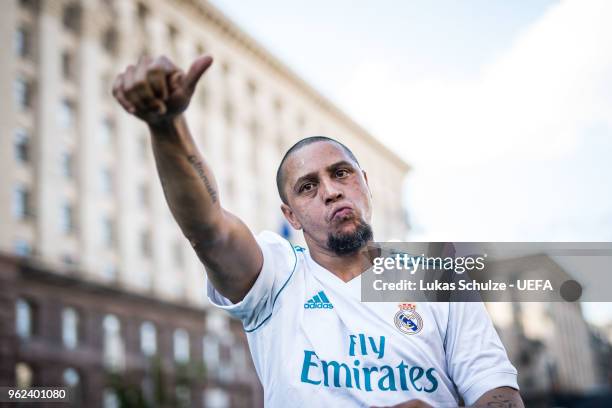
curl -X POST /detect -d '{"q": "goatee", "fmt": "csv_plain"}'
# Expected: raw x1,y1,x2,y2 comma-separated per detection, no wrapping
327,219,373,256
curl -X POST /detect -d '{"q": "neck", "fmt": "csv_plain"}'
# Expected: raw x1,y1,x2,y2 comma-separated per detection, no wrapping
305,235,376,282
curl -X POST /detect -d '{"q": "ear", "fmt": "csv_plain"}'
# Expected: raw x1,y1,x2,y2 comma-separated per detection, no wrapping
281,203,302,230
362,169,373,197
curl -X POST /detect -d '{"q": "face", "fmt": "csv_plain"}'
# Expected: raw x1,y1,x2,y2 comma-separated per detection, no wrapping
280,141,373,254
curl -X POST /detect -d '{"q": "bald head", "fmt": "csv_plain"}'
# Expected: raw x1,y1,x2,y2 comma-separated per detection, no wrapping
276,136,360,204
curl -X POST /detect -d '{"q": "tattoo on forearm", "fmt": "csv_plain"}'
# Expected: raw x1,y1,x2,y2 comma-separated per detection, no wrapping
485,394,517,407
186,155,218,203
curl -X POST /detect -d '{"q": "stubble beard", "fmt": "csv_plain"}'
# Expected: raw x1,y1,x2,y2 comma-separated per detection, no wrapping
327,217,373,256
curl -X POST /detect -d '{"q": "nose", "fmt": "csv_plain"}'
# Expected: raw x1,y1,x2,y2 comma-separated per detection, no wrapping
320,178,343,205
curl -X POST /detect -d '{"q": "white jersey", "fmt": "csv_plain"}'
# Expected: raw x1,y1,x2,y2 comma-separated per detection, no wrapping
207,231,518,407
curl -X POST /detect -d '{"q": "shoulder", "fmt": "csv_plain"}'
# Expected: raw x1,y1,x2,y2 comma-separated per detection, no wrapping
255,230,307,266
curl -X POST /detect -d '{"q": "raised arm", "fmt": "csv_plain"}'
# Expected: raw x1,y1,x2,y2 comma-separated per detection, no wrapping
112,54,262,303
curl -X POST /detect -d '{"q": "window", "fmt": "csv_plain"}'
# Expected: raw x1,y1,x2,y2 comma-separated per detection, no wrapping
138,183,149,207
140,230,152,258
249,119,260,173
167,24,178,53
19,0,39,12
206,313,229,333
173,240,184,268
15,363,33,388
62,3,81,33
198,86,208,108
136,3,148,28
276,132,285,155
232,343,247,375
246,79,257,99
14,26,31,58
61,51,75,80
63,368,81,404
16,298,34,339
100,0,114,10
218,352,234,382
196,43,206,55
103,314,124,371
102,27,118,55
101,74,113,98
14,78,32,111
59,100,75,129
63,254,76,265
203,388,229,408
61,307,79,349
140,321,157,356
138,134,148,160
173,329,189,363
223,101,234,125
61,151,74,179
202,335,219,374
168,24,178,40
60,203,75,234
14,128,30,163
175,385,190,408
273,97,283,114
138,46,149,60
63,367,80,387
13,185,31,220
141,377,154,405
221,61,230,76
103,389,119,408
297,114,306,131
140,268,152,290
103,263,117,281
100,118,114,146
102,217,115,248
14,239,32,256
100,168,113,194
226,176,234,200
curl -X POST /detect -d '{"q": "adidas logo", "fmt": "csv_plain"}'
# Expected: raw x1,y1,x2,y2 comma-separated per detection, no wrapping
304,291,334,309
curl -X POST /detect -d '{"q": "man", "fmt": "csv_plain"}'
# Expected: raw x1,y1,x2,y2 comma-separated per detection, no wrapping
112,54,523,408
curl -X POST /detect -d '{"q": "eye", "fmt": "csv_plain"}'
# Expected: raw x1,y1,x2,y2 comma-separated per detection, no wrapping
300,182,316,193
335,169,350,178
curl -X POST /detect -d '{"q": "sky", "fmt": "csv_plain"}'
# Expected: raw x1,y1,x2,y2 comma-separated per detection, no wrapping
210,0,612,324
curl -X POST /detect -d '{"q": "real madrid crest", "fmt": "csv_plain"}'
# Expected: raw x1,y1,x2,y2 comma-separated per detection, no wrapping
394,303,423,335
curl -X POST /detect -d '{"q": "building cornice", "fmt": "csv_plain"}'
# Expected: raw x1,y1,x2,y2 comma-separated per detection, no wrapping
8,253,208,317
174,0,410,173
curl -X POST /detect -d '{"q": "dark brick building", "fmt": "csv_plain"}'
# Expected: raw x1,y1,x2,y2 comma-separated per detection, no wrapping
0,253,263,407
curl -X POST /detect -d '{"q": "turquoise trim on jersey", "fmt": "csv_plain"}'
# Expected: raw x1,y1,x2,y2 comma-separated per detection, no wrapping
244,240,299,333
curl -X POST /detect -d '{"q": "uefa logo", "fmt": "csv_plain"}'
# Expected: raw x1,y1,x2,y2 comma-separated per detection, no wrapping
394,303,423,335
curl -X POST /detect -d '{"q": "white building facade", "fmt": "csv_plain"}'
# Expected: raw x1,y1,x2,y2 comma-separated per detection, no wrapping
0,0,410,308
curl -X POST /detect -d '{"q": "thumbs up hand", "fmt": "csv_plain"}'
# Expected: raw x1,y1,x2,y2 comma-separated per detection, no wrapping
112,54,213,125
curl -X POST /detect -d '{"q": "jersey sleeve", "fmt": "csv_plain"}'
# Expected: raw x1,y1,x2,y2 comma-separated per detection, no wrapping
444,301,519,405
206,230,297,331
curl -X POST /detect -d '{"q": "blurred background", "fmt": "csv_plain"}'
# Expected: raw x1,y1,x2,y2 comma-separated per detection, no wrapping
0,0,610,407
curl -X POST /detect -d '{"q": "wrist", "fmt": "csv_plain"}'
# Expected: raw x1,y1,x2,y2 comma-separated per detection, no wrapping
147,114,185,132
147,114,193,150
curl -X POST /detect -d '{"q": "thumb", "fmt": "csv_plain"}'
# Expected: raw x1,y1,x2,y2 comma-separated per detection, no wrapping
184,55,213,91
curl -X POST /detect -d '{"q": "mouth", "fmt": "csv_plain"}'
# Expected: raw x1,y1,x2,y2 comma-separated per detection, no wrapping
330,206,354,222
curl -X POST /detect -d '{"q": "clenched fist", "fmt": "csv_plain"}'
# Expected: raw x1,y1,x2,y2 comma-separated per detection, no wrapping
112,54,213,125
